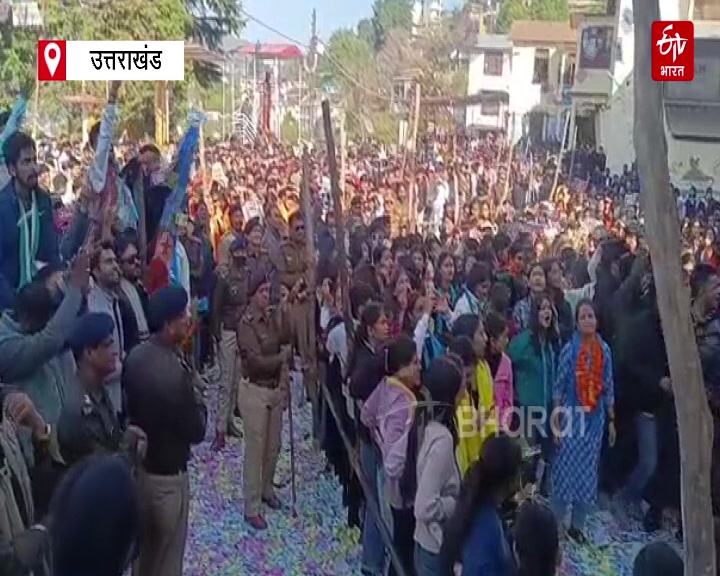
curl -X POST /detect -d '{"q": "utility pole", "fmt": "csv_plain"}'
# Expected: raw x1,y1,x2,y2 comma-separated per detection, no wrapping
633,1,715,575
302,8,318,144
231,60,236,137
339,107,347,207
408,81,421,228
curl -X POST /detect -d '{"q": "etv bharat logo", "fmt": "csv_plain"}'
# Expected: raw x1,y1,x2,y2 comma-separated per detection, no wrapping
657,23,687,63
652,20,694,82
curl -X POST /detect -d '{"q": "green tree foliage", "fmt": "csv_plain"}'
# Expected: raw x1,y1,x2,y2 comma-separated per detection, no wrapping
185,0,242,51
320,0,470,142
320,28,378,108
370,0,413,50
496,0,570,33
0,0,241,135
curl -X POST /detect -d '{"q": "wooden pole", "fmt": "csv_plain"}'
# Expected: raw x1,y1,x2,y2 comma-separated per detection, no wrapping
321,101,351,331
339,108,347,208
408,82,422,228
633,1,716,574
495,125,515,218
301,147,315,285
568,125,578,178
550,107,571,202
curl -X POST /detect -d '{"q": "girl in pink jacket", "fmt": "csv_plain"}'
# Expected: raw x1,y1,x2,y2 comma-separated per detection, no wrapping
485,312,514,433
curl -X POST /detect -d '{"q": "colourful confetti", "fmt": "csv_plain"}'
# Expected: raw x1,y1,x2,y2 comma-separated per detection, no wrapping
185,373,361,576
186,372,680,575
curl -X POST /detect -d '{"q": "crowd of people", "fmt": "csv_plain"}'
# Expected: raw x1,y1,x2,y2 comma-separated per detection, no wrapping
0,78,705,576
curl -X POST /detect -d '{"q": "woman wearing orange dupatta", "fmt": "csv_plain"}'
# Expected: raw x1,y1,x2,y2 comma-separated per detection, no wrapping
550,299,616,543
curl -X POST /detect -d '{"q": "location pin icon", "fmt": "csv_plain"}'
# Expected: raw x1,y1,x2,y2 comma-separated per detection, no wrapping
44,42,61,78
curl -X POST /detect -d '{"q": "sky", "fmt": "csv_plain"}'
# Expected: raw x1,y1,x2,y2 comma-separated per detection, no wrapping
241,0,463,46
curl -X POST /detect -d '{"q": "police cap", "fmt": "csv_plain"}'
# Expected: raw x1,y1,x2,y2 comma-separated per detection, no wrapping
248,272,271,297
68,313,115,356
148,286,188,332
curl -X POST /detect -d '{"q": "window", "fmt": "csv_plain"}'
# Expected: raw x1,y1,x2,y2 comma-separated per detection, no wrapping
483,51,503,76
480,100,500,116
532,48,550,84
563,59,576,86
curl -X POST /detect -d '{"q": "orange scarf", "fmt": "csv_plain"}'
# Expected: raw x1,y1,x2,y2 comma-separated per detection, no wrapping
576,337,604,411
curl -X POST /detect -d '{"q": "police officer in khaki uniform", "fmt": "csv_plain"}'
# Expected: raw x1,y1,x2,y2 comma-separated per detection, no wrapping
244,217,274,293
211,236,251,449
279,211,318,436
236,273,291,531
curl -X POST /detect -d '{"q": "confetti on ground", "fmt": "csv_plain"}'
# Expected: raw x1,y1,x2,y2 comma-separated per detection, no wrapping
556,503,680,575
185,371,680,575
185,372,362,576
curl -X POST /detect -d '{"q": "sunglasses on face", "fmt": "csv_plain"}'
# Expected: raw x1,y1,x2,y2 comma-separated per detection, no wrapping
122,254,140,264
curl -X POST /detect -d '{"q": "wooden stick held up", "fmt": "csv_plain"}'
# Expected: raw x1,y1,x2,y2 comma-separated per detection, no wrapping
321,101,351,333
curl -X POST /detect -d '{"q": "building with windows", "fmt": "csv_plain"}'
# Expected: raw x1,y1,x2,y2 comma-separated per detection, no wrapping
465,34,513,131
578,0,720,186
508,21,577,143
464,20,576,143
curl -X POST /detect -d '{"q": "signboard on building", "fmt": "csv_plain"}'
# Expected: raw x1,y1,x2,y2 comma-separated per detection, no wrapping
579,25,614,70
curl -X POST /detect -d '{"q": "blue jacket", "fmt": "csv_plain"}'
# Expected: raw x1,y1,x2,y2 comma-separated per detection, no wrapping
461,505,515,576
0,181,60,309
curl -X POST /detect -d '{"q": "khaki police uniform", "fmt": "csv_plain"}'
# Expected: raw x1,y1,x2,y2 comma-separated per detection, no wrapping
212,262,250,435
236,302,290,518
279,240,318,418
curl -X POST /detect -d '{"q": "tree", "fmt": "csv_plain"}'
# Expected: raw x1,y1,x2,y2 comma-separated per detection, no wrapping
496,0,569,33
185,0,241,51
319,28,379,116
357,18,375,47
0,0,241,135
370,0,413,50
633,0,716,574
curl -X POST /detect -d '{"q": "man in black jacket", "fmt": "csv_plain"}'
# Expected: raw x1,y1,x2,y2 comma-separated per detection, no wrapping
123,286,207,576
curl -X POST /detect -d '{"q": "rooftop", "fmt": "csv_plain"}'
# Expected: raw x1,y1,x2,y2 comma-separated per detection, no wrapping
232,43,304,60
470,34,513,51
509,20,577,46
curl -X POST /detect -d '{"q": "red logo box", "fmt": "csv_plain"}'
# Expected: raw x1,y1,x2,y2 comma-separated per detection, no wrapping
37,40,66,81
652,21,694,82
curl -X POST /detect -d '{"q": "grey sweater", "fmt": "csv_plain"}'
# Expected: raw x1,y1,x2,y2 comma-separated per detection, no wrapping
413,421,461,554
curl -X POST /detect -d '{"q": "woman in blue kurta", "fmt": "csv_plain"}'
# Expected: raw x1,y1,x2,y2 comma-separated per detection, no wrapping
550,299,615,543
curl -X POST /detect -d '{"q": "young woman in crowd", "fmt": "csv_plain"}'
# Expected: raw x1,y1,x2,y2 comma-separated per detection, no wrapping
513,262,546,332
550,299,616,542
452,314,498,475
484,312,513,433
507,294,560,490
361,335,423,576
413,356,465,576
385,266,414,337
541,259,574,342
434,252,459,310
439,434,523,576
349,302,390,576
451,261,491,325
